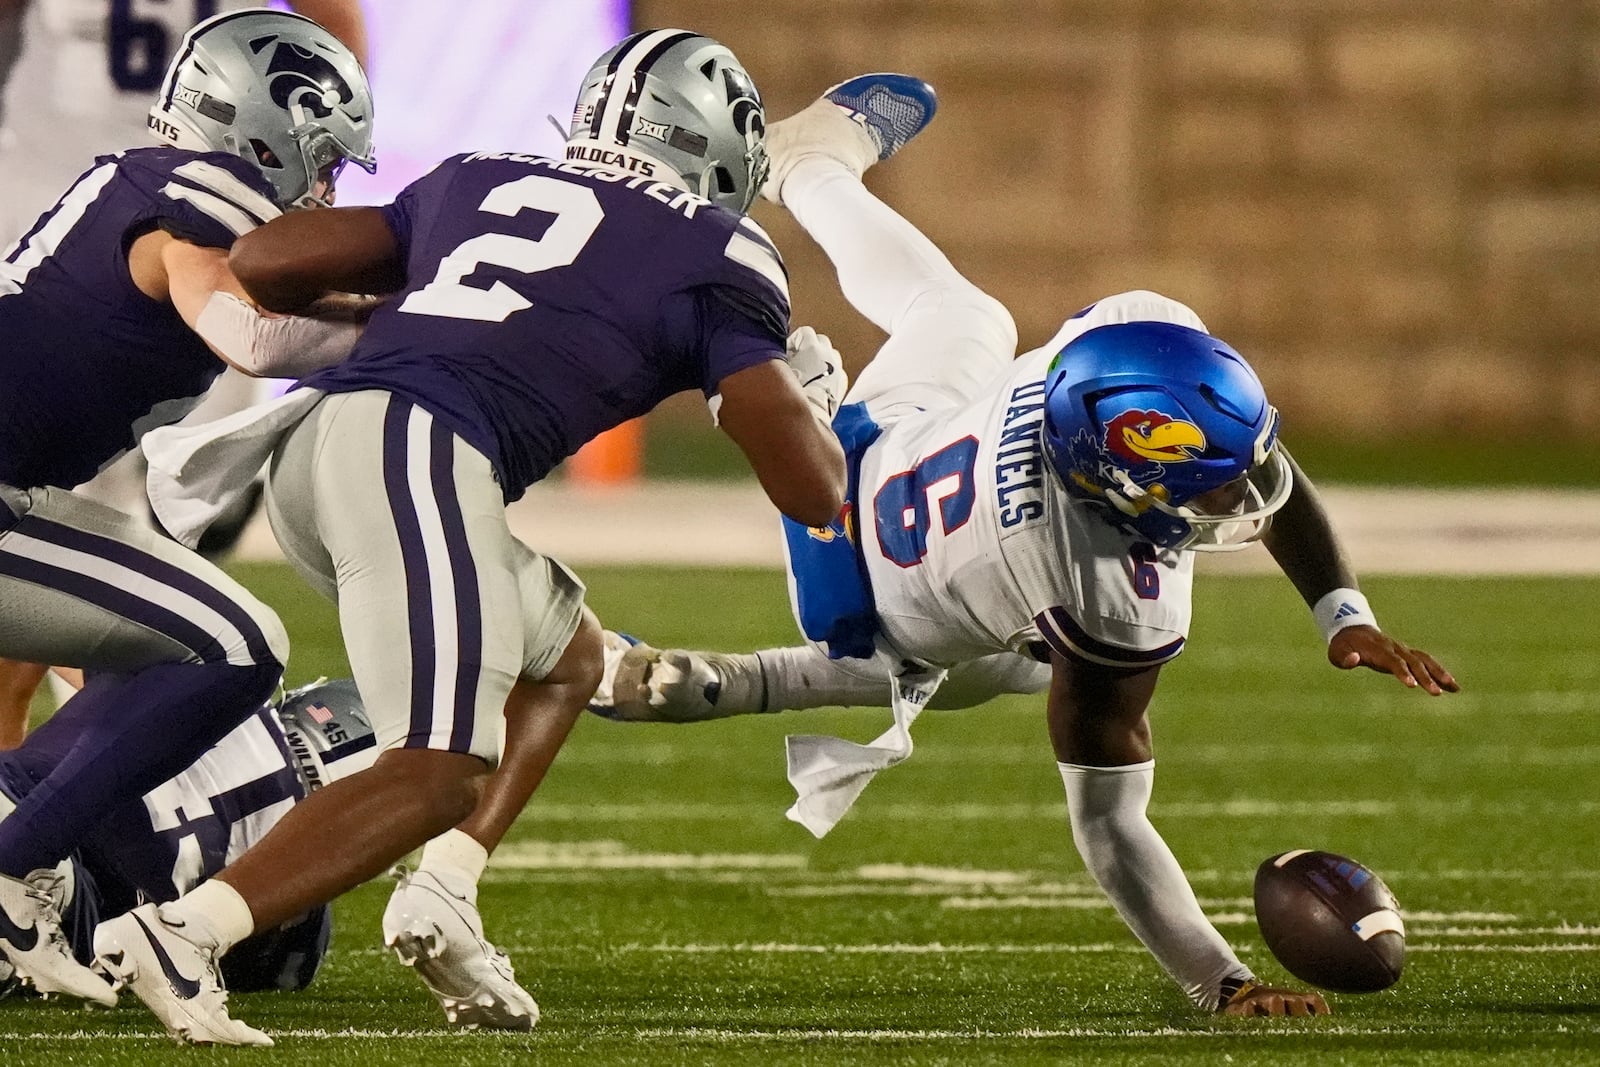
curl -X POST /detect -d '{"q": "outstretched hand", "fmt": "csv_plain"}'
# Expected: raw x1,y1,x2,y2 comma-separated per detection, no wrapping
1221,982,1330,1018
1329,625,1459,695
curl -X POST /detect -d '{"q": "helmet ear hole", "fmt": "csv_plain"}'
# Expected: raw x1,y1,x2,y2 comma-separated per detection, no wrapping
250,139,284,168
713,166,736,195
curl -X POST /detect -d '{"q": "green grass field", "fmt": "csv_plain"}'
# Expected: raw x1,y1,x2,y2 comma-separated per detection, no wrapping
5,565,1600,1064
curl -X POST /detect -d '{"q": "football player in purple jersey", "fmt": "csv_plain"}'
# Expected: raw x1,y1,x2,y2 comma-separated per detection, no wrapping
591,76,1459,1018
97,29,848,1042
0,10,373,1012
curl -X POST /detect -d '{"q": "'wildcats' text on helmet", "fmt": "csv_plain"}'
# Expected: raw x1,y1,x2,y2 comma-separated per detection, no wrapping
564,29,769,214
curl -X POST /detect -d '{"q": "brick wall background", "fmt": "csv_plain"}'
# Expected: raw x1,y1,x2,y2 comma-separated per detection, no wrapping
637,0,1600,441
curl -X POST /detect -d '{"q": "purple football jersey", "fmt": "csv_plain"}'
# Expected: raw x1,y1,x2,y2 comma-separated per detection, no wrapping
0,146,280,490
303,152,791,500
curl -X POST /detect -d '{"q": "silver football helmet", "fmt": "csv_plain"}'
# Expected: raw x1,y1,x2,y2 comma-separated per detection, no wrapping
148,10,375,209
565,29,769,213
278,678,378,789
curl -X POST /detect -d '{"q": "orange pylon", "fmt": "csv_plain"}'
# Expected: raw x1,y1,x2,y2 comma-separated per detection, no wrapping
568,418,644,485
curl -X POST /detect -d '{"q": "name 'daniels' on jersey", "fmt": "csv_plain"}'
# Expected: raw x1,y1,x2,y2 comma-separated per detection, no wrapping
995,378,1047,529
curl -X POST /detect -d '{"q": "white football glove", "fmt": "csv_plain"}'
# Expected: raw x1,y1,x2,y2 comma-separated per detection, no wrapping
786,325,848,421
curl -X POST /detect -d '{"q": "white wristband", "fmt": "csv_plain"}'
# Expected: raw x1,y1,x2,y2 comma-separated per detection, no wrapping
1312,587,1379,644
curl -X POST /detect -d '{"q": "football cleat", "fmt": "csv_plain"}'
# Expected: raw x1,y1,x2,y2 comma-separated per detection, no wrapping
382,865,539,1031
587,633,734,723
824,74,939,163
0,869,117,1006
92,902,270,1046
762,72,937,205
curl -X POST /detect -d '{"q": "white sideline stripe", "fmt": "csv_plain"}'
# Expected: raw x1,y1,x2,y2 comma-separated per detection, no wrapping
490,845,806,871
1410,943,1600,953
1,1029,532,1042
507,799,1551,820
940,895,1112,911
232,483,1600,573
1415,925,1600,936
633,1025,1404,1040
622,941,1140,955
0,1025,1426,1042
346,939,1600,959
856,862,1030,884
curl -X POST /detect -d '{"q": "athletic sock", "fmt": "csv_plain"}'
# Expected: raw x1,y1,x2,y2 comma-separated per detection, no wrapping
416,827,488,906
161,878,256,955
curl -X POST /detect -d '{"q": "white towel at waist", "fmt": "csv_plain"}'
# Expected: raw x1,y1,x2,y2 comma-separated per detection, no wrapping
783,666,946,838
144,387,325,549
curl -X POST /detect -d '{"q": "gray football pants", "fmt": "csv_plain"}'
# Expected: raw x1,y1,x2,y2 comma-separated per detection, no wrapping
265,390,585,765
0,481,287,671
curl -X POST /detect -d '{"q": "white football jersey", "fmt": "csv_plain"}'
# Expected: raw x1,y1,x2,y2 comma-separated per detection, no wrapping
0,0,257,239
136,708,304,897
855,294,1208,670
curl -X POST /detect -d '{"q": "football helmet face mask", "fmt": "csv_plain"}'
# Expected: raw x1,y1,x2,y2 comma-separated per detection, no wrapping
1041,321,1294,552
148,10,375,209
565,28,769,213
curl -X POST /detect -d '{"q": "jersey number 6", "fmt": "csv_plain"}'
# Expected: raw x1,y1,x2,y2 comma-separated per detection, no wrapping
110,0,218,92
874,437,980,568
400,175,604,323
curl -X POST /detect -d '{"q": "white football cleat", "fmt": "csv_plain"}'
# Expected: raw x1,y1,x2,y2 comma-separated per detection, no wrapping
763,72,938,205
92,902,271,1046
382,865,539,1031
0,868,117,1006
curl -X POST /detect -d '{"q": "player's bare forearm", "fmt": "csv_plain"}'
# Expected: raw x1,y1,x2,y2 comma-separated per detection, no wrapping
1261,449,1458,694
718,360,846,527
1260,447,1359,608
231,207,403,314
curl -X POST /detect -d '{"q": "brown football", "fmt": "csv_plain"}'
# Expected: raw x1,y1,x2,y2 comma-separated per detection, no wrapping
1253,849,1405,993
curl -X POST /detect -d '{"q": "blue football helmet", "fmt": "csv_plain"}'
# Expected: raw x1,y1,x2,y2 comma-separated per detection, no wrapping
1041,321,1293,551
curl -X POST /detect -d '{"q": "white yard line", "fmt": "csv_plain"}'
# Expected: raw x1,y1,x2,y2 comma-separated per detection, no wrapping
509,799,1594,822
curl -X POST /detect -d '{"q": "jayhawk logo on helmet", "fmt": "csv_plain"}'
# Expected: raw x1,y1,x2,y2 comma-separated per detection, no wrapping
1104,409,1207,465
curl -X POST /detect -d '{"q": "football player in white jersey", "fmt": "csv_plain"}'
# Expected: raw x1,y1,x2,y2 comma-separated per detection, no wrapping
592,76,1459,1018
0,677,547,1021
0,0,366,242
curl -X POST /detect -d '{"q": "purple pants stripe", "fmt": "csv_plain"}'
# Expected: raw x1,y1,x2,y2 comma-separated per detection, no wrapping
429,420,482,753
0,540,226,663
22,515,278,666
381,399,438,749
